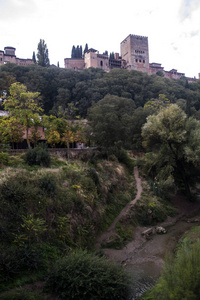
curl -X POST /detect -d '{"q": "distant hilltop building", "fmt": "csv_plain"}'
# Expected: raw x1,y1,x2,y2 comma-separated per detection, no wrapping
0,47,33,66
65,34,197,81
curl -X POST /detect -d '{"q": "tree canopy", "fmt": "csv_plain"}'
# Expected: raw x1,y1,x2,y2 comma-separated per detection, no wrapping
142,104,200,199
88,94,136,148
37,39,50,67
4,82,43,148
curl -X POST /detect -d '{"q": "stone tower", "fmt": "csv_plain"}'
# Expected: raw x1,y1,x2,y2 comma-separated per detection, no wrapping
120,34,149,73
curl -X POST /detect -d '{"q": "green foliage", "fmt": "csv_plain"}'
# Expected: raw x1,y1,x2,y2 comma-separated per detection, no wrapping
149,239,200,299
24,145,51,167
142,105,200,199
0,288,44,300
45,251,131,299
37,39,50,67
0,156,136,290
39,173,57,196
132,180,176,226
88,94,136,149
0,151,9,165
2,63,200,118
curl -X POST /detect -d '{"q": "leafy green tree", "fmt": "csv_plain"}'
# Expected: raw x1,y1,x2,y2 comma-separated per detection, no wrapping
144,94,171,112
4,82,43,148
37,39,50,67
0,116,24,149
88,95,136,148
142,104,200,199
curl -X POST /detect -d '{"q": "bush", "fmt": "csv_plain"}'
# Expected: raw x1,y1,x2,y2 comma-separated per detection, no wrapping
39,174,57,196
150,240,200,300
0,288,44,300
0,151,9,166
45,251,131,299
24,145,51,167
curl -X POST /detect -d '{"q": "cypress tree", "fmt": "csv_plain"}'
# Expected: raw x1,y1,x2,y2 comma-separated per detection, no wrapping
32,51,36,63
71,46,76,58
84,43,88,54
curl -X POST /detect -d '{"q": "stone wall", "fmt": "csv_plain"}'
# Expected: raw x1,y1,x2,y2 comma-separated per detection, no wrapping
64,58,85,70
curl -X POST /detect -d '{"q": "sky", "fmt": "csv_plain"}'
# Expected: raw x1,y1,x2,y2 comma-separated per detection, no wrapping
0,0,200,78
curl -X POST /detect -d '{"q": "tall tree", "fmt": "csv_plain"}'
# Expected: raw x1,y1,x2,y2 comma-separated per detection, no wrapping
32,51,36,64
84,43,88,54
88,95,136,148
71,45,76,58
37,39,50,67
4,82,43,149
142,104,200,199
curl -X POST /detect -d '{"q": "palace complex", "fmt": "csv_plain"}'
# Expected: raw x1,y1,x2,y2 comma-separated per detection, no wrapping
65,34,197,81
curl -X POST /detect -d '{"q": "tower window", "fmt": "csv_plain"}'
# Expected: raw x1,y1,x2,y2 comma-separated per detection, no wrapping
100,60,103,67
143,60,145,63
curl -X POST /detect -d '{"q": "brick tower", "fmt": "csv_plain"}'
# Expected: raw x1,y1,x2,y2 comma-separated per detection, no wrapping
120,34,149,73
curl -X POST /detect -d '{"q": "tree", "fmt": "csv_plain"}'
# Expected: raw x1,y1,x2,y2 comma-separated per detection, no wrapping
142,104,200,199
32,51,36,64
144,94,171,112
0,116,24,149
37,39,50,67
88,95,136,148
4,82,43,149
71,45,76,58
84,43,88,54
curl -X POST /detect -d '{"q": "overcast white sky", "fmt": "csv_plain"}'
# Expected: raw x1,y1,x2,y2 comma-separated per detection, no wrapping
0,0,200,78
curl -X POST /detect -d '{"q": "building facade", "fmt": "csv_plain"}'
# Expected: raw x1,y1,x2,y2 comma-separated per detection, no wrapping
64,34,198,81
0,47,34,66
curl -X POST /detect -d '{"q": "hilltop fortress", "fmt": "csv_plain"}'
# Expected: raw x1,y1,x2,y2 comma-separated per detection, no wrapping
0,35,197,81
65,34,197,81
0,47,33,66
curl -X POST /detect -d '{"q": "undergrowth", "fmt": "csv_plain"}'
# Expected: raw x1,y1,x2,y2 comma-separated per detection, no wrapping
0,154,136,294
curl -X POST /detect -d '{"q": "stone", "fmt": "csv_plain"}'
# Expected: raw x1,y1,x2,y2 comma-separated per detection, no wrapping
142,228,153,237
155,226,167,234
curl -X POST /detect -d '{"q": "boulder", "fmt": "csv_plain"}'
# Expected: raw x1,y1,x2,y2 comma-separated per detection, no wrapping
155,226,167,234
142,228,153,237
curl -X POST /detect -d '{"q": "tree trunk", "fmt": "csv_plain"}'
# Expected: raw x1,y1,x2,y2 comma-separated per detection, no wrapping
26,126,31,149
177,160,192,200
67,140,70,160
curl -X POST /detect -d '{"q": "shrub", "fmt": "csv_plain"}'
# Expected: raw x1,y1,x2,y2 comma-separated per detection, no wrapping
39,173,57,196
0,289,44,300
0,151,9,166
45,251,131,299
150,240,200,300
24,145,51,167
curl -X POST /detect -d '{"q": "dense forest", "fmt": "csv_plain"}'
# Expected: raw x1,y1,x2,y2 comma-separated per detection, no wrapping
1,63,200,118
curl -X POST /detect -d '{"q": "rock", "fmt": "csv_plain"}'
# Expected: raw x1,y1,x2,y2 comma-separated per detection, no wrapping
142,228,153,237
155,226,167,234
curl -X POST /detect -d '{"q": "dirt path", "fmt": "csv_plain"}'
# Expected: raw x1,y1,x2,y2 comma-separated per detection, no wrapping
96,166,142,248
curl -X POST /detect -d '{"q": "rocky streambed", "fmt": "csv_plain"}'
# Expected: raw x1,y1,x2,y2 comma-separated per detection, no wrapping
104,217,200,298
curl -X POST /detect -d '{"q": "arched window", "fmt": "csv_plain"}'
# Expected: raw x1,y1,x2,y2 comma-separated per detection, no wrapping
100,60,103,67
